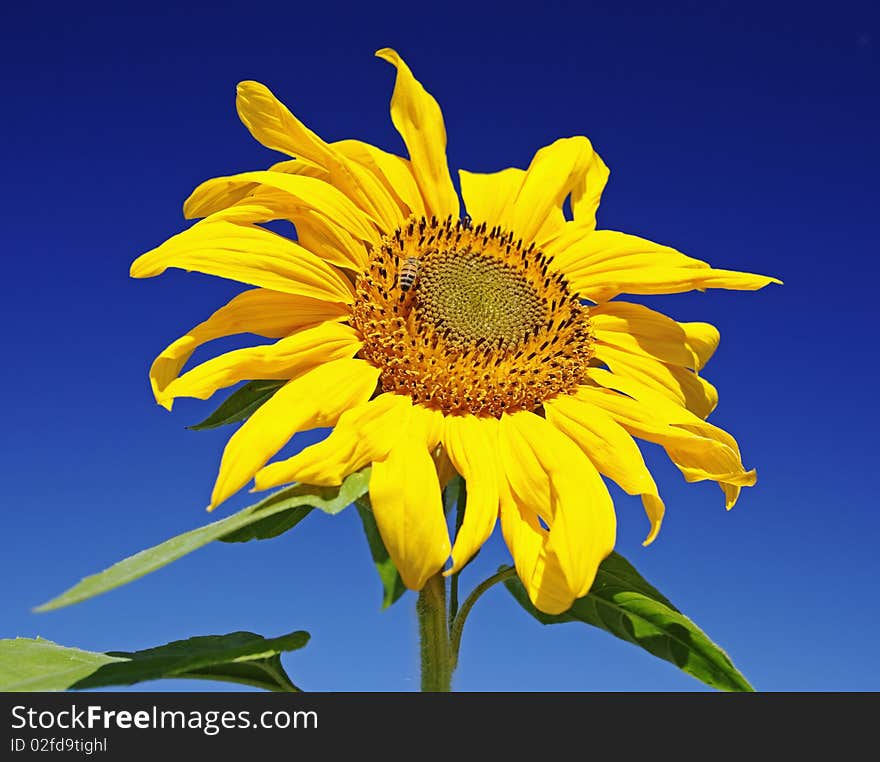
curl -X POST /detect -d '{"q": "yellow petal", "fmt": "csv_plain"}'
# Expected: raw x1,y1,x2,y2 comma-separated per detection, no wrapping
545,395,664,545
334,139,426,219
460,136,607,244
236,79,336,167
369,399,451,590
183,186,370,273
591,301,718,370
506,137,597,243
235,80,403,231
210,358,379,509
441,415,500,574
375,48,459,220
292,210,371,272
183,157,329,223
459,167,525,230
267,157,328,179
547,229,780,302
570,149,610,229
498,492,575,615
131,218,356,304
158,321,361,410
184,176,320,222
254,393,409,490
150,288,348,404
588,367,742,451
184,192,288,224
592,341,719,419
499,411,616,610
581,370,755,508
679,321,721,371
184,171,379,245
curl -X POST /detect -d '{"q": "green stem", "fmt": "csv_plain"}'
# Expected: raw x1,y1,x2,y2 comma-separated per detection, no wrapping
446,477,467,630
417,573,453,692
449,567,517,669
448,572,460,631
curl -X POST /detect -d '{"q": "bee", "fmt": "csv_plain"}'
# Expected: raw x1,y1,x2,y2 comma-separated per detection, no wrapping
398,256,421,292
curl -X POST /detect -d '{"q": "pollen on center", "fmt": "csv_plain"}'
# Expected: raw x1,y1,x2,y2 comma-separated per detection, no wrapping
351,216,594,417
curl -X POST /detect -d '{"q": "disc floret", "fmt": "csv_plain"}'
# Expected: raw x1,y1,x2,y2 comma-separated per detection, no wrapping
352,216,594,417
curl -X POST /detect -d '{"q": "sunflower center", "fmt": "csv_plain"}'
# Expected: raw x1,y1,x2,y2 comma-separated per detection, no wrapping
418,250,547,351
352,216,593,417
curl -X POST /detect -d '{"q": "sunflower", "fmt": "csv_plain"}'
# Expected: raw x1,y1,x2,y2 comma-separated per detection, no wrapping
131,48,778,615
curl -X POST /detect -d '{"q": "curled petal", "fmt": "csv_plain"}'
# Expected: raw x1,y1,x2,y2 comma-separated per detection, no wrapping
150,288,348,405
499,411,616,613
593,342,719,419
334,139,426,219
375,48,459,220
255,393,409,490
547,229,780,302
499,492,575,615
131,218,356,304
460,136,608,244
157,321,361,410
570,149,610,229
369,400,451,590
441,415,501,574
210,358,379,509
236,81,403,230
184,186,370,273
459,167,524,232
545,395,664,545
591,301,719,371
184,171,379,245
506,137,597,243
583,369,756,509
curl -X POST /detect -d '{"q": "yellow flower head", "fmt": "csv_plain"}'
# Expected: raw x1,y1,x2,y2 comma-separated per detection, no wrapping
131,49,779,615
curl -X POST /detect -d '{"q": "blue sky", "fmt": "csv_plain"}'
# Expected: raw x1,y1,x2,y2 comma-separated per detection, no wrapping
2,0,878,691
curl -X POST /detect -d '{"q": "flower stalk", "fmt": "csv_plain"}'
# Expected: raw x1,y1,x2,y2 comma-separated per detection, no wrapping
449,566,516,670
418,560,520,690
417,573,453,692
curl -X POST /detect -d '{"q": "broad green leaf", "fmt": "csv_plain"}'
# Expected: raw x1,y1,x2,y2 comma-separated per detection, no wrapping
177,659,301,692
221,469,370,543
503,552,753,692
187,379,286,430
355,497,406,609
36,469,370,612
0,631,308,692
218,503,311,544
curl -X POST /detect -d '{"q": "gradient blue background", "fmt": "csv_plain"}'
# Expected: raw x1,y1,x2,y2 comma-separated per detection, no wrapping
3,0,878,691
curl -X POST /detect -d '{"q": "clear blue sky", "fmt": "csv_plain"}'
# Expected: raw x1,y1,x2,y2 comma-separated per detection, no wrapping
2,0,877,691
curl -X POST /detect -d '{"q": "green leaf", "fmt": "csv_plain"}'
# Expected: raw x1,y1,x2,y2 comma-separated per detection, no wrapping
221,468,370,543
445,475,468,624
503,552,753,692
187,380,286,430
0,631,308,692
443,474,465,517
176,658,301,692
36,469,370,612
355,497,406,609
